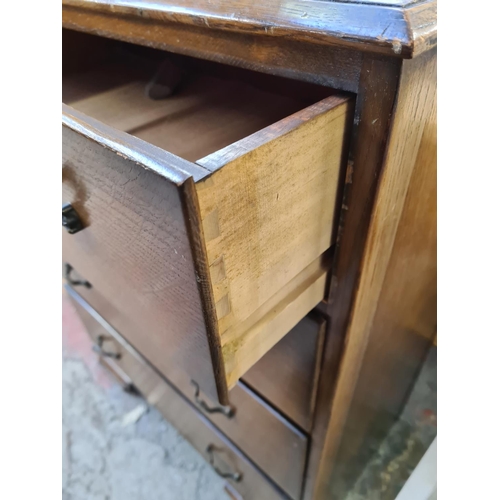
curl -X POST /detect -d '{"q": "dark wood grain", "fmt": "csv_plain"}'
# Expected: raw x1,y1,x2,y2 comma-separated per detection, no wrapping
66,285,290,500
62,106,230,403
63,104,208,182
62,18,363,93
243,312,326,433
62,0,437,58
217,383,307,500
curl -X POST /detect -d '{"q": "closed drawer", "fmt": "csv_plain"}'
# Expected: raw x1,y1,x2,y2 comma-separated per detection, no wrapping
62,38,352,404
66,284,307,499
67,285,295,500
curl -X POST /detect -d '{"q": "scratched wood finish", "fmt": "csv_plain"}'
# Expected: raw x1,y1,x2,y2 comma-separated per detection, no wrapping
67,285,307,499
243,312,326,432
62,105,230,403
65,287,287,500
62,0,436,58
309,49,437,499
325,52,437,498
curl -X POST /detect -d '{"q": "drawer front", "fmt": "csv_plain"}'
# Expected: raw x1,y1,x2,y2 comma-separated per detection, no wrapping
62,107,227,403
67,285,306,500
243,312,326,432
192,382,307,499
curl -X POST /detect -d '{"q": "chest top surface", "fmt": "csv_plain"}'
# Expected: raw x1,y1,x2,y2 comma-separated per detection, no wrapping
62,0,437,59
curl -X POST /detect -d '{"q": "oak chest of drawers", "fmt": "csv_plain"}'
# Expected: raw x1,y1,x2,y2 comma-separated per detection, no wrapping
62,1,437,498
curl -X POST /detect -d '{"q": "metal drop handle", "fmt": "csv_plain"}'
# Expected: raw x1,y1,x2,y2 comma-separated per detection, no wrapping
206,444,242,482
62,203,84,234
65,263,91,288
92,335,121,360
191,380,234,418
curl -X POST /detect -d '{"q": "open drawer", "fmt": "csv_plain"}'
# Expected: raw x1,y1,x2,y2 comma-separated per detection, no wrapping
62,33,352,404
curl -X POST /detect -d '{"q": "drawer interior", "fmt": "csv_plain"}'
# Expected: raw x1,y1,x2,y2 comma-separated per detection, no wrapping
63,31,325,163
63,30,352,401
63,65,308,164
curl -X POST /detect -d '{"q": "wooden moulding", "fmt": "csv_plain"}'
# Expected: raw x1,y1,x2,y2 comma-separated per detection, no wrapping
62,0,437,59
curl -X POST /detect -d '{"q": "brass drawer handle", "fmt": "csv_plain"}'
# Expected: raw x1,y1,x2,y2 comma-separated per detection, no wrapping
206,444,242,482
65,263,91,288
62,203,84,234
92,335,121,360
191,380,234,418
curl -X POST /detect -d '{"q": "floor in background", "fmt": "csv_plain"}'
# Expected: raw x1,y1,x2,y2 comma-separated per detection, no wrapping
62,292,226,500
63,290,437,500
344,347,437,500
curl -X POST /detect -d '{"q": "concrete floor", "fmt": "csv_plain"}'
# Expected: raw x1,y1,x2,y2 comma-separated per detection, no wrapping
343,348,437,500
62,293,227,500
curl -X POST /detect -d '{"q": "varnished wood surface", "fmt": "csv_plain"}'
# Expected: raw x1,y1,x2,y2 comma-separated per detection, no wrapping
214,382,307,500
62,0,436,58
312,49,437,499
62,102,338,401
153,379,288,500
243,312,326,432
66,286,291,500
62,108,229,403
63,104,208,182
63,23,363,94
